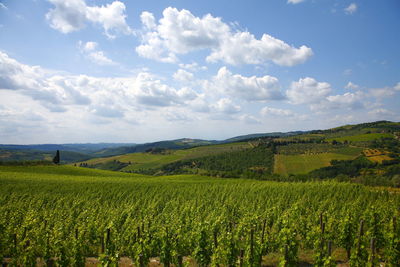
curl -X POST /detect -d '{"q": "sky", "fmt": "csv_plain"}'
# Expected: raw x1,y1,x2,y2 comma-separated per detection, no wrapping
0,0,399,144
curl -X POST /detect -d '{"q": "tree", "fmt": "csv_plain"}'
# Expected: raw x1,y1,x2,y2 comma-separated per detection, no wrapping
53,150,60,164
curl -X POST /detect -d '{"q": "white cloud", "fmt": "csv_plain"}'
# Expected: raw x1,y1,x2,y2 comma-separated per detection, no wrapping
0,51,91,110
137,7,312,66
78,41,116,66
0,51,198,115
165,111,193,122
206,31,313,66
173,69,194,82
82,41,97,52
368,108,394,116
179,62,207,72
261,106,295,117
369,87,396,99
140,11,156,30
324,92,364,110
188,95,211,113
239,114,261,124
136,31,178,63
287,0,305,4
86,1,132,38
394,82,400,91
344,3,357,15
212,98,241,114
46,0,90,33
87,51,116,66
129,73,197,107
308,91,365,112
367,83,400,99
286,77,332,104
213,67,284,101
345,81,359,90
90,104,124,118
46,0,132,38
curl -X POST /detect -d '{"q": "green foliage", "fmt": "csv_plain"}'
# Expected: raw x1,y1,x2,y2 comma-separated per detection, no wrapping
160,145,274,178
1,166,400,265
310,156,375,179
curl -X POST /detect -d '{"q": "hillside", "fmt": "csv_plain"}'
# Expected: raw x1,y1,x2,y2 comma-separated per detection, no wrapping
2,120,400,186
76,142,252,173
0,139,219,163
71,120,400,186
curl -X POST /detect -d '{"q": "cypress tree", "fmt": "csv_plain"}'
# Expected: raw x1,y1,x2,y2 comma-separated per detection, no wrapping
53,150,60,164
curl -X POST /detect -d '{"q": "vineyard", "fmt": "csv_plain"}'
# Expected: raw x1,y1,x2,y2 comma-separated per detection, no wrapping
1,166,400,266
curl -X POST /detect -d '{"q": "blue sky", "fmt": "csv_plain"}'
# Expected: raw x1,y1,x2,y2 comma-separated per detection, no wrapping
0,0,399,144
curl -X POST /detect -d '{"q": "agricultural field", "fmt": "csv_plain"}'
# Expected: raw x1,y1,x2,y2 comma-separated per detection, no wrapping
276,143,363,156
363,149,394,163
1,165,400,266
325,133,394,143
274,153,357,175
77,142,251,172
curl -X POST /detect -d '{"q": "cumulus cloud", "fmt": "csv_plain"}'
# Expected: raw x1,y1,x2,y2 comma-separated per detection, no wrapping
394,82,400,91
369,86,397,99
140,11,156,30
137,7,312,66
0,51,199,116
324,92,364,109
239,114,261,124
368,108,395,116
345,81,359,90
165,111,193,122
261,106,295,117
78,41,116,65
344,3,357,15
46,0,132,38
213,67,284,101
212,98,241,114
206,31,313,66
179,62,207,72
286,77,332,104
173,69,194,82
132,73,197,107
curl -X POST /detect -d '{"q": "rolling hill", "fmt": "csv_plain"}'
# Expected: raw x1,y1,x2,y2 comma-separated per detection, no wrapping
1,121,400,186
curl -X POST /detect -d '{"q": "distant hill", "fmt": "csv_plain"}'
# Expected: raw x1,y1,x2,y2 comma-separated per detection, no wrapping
0,149,92,164
93,139,219,157
71,120,400,188
225,131,307,142
1,121,399,167
0,143,136,153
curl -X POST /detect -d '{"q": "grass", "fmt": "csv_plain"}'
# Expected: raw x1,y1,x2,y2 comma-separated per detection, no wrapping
274,152,356,175
277,143,363,156
326,133,393,142
77,142,251,171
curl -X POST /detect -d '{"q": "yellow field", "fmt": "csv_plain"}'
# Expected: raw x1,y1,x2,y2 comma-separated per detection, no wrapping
363,149,393,163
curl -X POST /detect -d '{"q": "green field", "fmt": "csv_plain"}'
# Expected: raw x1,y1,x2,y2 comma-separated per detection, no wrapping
277,143,363,156
1,165,400,266
326,133,393,142
274,152,357,175
79,142,251,171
